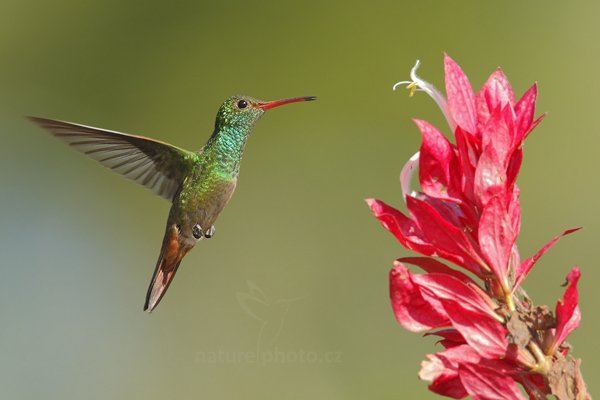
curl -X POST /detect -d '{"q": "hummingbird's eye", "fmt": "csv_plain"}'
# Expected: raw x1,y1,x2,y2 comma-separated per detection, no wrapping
236,100,248,109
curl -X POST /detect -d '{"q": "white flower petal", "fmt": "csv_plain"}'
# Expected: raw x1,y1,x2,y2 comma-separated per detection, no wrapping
393,60,457,132
400,151,420,201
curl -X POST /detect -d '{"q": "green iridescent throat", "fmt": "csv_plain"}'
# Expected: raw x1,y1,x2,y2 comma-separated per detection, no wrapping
202,125,251,177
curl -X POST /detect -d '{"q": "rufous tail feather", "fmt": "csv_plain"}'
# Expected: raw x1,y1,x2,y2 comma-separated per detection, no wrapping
144,224,191,312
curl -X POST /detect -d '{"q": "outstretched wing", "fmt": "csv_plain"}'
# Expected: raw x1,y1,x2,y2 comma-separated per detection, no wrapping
30,117,198,201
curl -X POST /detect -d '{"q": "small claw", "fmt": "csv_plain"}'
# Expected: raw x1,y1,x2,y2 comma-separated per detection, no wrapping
192,224,203,239
204,225,215,238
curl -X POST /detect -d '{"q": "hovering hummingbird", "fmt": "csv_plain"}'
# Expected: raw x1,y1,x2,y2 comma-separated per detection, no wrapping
30,94,316,312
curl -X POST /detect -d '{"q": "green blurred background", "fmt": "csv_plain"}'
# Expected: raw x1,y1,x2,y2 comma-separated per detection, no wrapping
1,1,598,398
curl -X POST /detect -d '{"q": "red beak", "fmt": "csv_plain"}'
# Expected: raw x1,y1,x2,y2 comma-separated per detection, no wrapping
257,96,317,110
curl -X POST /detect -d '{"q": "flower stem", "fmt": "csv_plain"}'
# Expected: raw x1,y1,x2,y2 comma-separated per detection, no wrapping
505,292,516,312
501,277,516,312
528,342,550,375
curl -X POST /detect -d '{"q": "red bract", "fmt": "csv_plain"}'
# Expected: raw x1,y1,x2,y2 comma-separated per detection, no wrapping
389,262,449,331
370,54,589,399
547,267,582,355
459,363,525,400
420,345,525,399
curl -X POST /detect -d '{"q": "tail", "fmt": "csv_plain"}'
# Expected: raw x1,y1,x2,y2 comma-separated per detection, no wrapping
144,224,192,312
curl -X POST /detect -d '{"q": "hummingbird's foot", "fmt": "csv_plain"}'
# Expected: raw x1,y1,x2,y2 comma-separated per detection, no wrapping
192,224,204,239
191,224,214,239
204,225,215,238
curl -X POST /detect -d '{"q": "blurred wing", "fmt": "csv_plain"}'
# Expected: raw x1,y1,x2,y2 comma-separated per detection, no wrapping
30,117,198,201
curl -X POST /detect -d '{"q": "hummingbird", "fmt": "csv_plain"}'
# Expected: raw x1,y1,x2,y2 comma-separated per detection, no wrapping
30,94,316,312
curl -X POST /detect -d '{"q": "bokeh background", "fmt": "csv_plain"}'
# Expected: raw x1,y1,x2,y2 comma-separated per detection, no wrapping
1,1,598,398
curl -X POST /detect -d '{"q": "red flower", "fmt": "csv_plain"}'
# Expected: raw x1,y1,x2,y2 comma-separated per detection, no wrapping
369,55,589,399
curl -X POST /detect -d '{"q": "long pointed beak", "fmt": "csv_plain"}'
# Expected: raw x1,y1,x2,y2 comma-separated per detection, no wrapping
257,96,317,110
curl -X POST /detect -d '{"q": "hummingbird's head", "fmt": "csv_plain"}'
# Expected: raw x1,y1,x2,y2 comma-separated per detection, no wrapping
214,95,317,133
